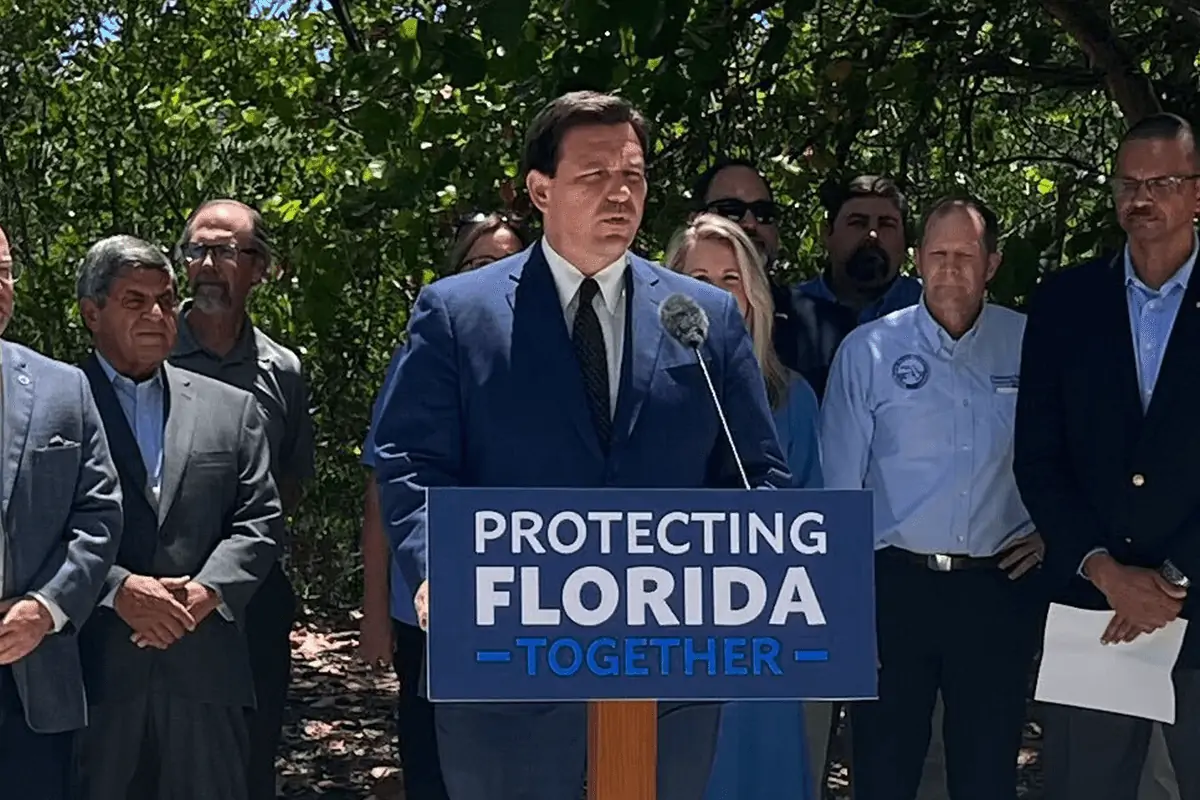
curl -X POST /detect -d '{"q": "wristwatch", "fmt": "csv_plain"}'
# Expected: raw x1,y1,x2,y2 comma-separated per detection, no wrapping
1160,559,1191,589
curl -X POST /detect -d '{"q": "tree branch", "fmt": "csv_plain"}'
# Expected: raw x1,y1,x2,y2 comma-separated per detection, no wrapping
326,0,364,54
1038,0,1160,122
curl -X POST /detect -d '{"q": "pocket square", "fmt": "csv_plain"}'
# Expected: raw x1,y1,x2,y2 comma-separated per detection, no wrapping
47,435,79,448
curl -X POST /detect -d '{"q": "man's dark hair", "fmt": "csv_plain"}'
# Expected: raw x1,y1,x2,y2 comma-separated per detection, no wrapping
918,195,1001,254
520,91,650,178
691,158,772,208
1120,112,1198,166
821,175,908,227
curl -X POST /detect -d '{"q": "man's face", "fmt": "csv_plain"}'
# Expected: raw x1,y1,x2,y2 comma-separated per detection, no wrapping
1113,137,1200,245
526,123,646,267
915,206,998,311
703,166,780,265
81,268,178,377
824,196,906,289
0,228,13,337
181,203,266,315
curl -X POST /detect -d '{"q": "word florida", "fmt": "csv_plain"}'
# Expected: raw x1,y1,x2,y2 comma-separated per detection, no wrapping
475,565,826,627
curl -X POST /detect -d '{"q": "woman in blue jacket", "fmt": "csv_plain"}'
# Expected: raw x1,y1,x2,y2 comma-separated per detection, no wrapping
666,212,823,800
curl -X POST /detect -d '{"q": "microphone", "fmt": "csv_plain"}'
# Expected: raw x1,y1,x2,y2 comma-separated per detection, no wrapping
658,293,751,490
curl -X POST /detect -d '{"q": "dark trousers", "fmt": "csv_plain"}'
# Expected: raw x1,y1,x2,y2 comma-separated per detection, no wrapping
850,548,1045,800
393,620,449,800
0,667,73,800
1043,668,1200,800
246,564,296,799
76,688,251,800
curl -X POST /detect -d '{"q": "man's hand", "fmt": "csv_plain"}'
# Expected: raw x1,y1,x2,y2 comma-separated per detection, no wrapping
130,578,221,649
415,580,429,632
1102,613,1160,644
999,532,1045,579
115,575,197,650
1087,555,1186,641
0,598,53,665
359,607,395,670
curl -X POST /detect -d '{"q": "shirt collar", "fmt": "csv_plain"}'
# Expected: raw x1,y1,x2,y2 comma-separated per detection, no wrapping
174,300,257,363
541,238,627,314
803,270,915,317
915,295,988,357
94,350,164,389
1123,233,1198,295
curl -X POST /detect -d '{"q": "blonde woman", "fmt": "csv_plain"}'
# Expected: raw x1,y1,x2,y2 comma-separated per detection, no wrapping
666,212,822,800
666,212,822,489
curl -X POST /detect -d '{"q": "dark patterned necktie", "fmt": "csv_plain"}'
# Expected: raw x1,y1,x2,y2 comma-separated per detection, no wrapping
573,278,611,451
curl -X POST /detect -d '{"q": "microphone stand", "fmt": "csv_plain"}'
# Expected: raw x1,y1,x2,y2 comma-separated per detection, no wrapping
690,345,752,491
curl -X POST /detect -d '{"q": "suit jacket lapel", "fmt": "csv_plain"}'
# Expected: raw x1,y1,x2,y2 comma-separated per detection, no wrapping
157,364,196,527
81,354,151,501
506,244,604,461
1,342,33,522
612,259,666,448
1102,255,1146,435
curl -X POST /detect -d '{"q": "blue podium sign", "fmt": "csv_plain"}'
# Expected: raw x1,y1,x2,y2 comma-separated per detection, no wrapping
426,487,876,702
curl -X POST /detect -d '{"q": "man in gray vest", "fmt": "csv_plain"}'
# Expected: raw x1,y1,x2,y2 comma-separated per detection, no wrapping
74,235,281,800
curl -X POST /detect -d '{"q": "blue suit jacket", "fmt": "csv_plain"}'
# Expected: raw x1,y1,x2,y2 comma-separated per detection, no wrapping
373,243,792,597
1,340,123,733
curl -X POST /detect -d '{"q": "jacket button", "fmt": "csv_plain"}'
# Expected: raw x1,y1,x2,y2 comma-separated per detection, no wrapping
1132,474,1145,487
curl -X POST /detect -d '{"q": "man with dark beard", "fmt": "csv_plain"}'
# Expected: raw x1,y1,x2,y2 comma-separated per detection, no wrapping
793,175,923,396
169,200,315,799
694,166,921,401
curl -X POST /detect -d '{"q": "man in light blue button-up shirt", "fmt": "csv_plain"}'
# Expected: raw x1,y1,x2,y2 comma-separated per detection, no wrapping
822,196,1046,800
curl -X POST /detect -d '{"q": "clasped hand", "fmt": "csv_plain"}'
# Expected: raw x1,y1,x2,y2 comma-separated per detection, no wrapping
1090,556,1186,644
0,597,53,665
114,575,219,650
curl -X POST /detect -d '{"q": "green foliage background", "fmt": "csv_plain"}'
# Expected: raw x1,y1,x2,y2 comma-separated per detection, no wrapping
1,0,1194,607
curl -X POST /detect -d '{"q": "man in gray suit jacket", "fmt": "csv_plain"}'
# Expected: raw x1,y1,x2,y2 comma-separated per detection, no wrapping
72,235,281,800
0,224,124,800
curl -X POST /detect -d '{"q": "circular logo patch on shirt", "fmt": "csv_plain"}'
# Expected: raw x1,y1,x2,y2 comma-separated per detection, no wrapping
891,354,930,390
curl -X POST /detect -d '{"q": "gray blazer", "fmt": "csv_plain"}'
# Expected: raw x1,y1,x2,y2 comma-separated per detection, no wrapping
80,357,281,709
2,341,123,734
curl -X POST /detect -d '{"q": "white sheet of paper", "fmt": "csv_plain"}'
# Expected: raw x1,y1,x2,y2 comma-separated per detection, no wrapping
1035,603,1188,724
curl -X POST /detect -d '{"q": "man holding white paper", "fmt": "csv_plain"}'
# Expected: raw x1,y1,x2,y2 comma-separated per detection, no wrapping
1015,112,1200,800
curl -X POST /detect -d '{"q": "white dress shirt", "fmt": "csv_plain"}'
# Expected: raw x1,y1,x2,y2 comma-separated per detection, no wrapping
542,238,627,416
0,347,69,632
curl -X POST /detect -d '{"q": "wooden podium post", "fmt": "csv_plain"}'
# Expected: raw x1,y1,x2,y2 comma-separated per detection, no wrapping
587,700,657,800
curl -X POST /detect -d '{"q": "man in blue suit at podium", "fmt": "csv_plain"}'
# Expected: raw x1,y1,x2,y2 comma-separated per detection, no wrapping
372,90,792,800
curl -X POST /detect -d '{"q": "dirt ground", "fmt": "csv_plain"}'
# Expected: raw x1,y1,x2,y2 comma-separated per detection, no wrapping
280,618,1044,799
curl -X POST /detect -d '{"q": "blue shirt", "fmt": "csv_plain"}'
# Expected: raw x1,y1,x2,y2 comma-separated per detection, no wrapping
797,273,923,325
96,352,165,498
820,300,1032,556
774,374,823,490
362,350,417,626
1125,236,1197,410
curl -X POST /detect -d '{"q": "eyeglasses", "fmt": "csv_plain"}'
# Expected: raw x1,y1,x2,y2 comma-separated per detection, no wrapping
0,259,22,283
1109,174,1200,200
704,198,781,226
180,242,261,264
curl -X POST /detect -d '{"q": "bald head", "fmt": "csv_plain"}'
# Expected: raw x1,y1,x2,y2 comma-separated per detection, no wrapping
176,199,273,266
0,225,9,261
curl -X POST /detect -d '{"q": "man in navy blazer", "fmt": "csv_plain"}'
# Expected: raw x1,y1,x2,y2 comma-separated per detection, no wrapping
0,224,124,800
372,91,791,800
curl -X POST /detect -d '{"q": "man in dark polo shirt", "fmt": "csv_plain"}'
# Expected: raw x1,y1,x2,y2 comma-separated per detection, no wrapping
693,164,921,401
170,199,316,800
